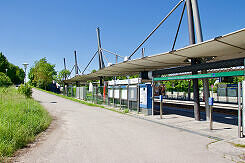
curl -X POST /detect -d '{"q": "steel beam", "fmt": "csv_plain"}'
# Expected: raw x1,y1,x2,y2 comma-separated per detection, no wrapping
152,57,245,76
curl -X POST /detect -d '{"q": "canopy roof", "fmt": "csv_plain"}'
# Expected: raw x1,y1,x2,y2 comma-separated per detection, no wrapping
65,28,245,83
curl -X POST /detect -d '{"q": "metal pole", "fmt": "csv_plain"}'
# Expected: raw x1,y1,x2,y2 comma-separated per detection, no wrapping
127,83,130,110
186,0,200,121
141,48,145,58
64,58,66,70
113,85,115,107
64,58,67,80
172,2,186,51
24,67,27,84
96,27,105,69
191,0,203,43
74,50,78,75
152,78,155,116
192,59,201,121
96,27,105,86
160,95,163,119
238,82,242,138
191,0,210,121
209,105,213,130
186,0,195,45
137,78,140,113
82,51,98,74
119,86,122,109
128,0,184,59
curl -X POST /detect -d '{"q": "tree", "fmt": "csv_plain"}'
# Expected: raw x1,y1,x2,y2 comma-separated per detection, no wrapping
57,69,71,84
28,58,57,90
6,63,25,84
0,53,9,73
0,72,12,87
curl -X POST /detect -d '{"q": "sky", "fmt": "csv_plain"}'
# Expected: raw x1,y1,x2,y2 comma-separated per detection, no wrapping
0,0,245,77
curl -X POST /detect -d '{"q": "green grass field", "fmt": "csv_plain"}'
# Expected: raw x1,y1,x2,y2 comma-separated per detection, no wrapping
0,87,51,159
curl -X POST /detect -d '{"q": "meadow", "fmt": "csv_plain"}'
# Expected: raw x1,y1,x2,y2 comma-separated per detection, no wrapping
0,87,51,159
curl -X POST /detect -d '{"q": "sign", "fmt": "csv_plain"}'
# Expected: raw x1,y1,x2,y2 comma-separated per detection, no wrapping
89,82,93,92
108,78,142,85
114,89,120,99
208,97,214,106
154,70,244,81
108,89,113,98
121,89,127,100
140,87,147,106
128,85,137,101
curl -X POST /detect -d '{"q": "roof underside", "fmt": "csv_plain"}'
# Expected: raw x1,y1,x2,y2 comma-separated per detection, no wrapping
65,28,245,83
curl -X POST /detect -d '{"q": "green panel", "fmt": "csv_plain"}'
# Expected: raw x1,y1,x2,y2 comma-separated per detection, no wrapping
154,70,244,81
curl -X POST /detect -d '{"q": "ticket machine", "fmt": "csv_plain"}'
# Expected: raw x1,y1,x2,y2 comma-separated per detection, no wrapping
140,84,152,115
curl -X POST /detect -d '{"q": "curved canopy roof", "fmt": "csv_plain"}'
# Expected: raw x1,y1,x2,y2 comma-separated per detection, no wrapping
65,28,245,83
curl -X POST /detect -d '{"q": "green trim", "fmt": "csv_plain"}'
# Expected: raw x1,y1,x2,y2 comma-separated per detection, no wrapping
154,70,244,81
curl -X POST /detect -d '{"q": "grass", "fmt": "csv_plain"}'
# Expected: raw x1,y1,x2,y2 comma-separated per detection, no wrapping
232,143,245,148
0,87,52,159
35,87,127,115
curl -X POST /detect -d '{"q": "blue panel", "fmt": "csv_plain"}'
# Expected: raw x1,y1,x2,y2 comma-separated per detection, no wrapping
208,97,214,106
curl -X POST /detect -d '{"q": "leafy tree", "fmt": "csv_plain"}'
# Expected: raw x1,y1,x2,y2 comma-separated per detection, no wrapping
28,58,57,90
0,53,9,73
57,69,71,84
0,72,12,86
6,63,25,84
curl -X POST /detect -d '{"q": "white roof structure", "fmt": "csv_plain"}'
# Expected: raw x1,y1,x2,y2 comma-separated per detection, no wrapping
65,28,245,83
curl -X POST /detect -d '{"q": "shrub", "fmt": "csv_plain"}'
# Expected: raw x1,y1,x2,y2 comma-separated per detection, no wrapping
124,109,129,113
0,72,12,87
18,84,32,98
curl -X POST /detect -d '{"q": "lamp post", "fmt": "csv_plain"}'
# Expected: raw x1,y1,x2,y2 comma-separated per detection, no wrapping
23,63,29,84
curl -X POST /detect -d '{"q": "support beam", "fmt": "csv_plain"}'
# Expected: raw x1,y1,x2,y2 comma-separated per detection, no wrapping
64,58,67,80
192,59,201,121
191,0,210,121
152,57,245,76
74,50,78,75
96,27,105,86
186,0,200,121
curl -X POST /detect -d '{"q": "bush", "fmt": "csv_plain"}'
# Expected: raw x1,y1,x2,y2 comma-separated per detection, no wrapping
0,72,12,87
18,84,32,98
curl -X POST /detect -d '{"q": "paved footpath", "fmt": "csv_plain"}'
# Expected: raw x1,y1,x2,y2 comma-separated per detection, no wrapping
16,89,231,163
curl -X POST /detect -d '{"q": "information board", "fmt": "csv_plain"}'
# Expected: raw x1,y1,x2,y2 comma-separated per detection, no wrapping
114,89,120,99
108,89,113,98
140,87,147,106
121,89,127,100
128,86,137,101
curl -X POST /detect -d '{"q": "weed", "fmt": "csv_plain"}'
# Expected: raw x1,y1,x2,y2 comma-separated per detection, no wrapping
0,87,51,158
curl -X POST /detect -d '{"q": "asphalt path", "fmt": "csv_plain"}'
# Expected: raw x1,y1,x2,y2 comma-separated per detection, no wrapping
16,89,231,163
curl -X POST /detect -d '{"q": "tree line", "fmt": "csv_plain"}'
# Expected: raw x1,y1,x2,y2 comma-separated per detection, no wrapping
0,53,25,87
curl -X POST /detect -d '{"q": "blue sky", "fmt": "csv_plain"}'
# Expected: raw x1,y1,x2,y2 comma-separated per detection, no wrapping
1,0,245,76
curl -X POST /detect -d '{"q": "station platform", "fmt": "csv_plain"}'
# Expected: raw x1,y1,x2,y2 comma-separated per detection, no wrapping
154,98,238,110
